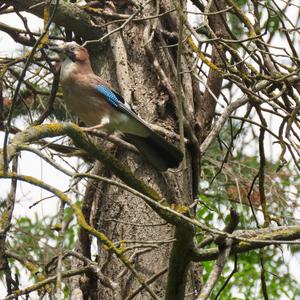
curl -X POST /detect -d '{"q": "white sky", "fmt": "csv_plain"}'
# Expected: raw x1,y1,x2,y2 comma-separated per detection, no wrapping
0,13,66,213
0,12,71,299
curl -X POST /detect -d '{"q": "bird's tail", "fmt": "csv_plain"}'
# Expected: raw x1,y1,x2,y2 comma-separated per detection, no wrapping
124,131,183,171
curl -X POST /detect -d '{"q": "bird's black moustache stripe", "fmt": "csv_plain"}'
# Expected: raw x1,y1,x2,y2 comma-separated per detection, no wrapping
65,49,76,62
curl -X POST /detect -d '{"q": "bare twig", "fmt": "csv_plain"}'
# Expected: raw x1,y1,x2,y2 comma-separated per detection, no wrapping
196,240,233,300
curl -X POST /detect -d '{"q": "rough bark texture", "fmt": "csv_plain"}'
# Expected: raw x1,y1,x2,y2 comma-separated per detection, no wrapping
82,2,196,299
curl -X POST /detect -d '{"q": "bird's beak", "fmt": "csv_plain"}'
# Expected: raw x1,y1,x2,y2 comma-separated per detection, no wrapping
48,44,76,62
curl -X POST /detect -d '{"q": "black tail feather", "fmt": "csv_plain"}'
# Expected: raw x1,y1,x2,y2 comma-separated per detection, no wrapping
124,131,183,171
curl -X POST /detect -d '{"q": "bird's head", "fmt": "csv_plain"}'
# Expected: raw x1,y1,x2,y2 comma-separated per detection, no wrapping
49,42,89,63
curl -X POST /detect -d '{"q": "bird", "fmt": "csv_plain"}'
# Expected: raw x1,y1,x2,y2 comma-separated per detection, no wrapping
50,42,183,171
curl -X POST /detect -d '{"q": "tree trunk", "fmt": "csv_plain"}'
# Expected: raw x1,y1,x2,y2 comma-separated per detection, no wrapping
77,1,197,299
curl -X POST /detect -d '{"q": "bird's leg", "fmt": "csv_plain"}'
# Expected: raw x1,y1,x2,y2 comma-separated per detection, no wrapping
82,116,114,141
82,116,110,132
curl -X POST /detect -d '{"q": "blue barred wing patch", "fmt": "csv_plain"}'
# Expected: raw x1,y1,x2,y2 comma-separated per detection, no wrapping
95,85,121,107
95,84,148,128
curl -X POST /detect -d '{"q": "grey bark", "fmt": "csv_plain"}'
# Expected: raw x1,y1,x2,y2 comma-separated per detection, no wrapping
83,2,198,299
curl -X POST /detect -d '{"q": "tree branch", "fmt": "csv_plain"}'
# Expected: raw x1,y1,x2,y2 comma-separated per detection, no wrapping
196,240,233,300
192,225,300,262
3,0,102,39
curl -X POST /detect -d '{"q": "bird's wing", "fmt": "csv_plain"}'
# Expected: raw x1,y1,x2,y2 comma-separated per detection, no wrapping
95,84,148,127
94,83,183,170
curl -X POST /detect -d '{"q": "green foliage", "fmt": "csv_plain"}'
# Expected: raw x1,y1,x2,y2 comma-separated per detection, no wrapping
227,1,283,42
200,249,300,299
267,14,280,34
0,212,77,286
196,120,300,299
227,0,248,38
197,199,300,299
232,0,248,6
199,120,299,222
228,14,245,38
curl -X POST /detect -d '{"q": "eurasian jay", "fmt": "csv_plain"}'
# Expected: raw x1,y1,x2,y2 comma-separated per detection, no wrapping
50,42,183,171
